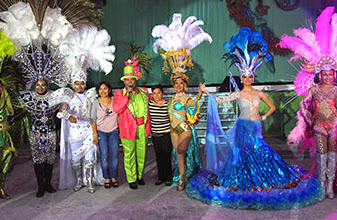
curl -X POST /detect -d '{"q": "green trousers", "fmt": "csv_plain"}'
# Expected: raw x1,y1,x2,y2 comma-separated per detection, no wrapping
0,148,14,187
121,124,148,183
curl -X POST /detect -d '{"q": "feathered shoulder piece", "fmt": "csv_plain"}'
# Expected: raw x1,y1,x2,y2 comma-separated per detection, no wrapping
279,7,337,95
152,13,212,84
223,27,273,77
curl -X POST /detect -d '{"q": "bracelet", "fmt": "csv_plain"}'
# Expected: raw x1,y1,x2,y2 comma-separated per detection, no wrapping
93,133,98,136
262,116,267,121
196,93,202,101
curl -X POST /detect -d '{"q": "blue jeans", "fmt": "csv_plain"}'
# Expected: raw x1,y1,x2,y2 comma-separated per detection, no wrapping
98,130,119,179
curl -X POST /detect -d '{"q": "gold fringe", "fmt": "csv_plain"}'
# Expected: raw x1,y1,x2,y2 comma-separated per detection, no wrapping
186,102,201,126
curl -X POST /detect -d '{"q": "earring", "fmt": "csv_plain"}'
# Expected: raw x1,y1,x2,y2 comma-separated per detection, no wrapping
172,87,176,92
185,87,188,92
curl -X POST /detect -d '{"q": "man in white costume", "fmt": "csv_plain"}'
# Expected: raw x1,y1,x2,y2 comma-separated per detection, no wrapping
50,70,103,193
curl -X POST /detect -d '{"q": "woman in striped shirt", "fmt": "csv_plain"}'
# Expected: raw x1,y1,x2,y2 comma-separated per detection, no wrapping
149,85,172,186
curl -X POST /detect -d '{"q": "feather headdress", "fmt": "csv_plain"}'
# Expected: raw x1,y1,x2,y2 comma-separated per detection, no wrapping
152,13,212,84
279,7,337,95
0,1,114,86
223,27,273,79
59,26,116,83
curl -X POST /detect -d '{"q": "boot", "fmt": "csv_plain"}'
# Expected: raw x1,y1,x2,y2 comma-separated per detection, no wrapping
33,164,45,197
71,160,83,192
327,151,336,199
85,161,95,193
316,153,328,196
44,163,56,193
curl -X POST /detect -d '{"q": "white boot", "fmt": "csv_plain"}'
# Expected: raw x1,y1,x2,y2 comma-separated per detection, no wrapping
71,160,83,192
327,152,336,199
85,161,95,193
316,153,328,196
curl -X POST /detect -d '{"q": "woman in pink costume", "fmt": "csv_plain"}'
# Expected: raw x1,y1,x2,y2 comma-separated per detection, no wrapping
280,7,337,199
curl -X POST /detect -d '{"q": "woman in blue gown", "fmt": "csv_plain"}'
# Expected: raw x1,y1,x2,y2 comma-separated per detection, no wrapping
186,28,324,210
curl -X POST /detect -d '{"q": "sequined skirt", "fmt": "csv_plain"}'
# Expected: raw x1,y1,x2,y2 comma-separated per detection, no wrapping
186,119,324,210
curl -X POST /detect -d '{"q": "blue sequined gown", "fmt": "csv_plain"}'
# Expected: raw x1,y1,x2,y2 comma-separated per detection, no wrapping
186,94,324,210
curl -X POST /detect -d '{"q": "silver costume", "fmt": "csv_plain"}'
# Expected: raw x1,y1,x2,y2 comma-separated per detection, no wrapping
20,91,59,165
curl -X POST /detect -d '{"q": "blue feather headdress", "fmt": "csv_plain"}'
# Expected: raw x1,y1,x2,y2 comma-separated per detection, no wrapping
223,27,273,78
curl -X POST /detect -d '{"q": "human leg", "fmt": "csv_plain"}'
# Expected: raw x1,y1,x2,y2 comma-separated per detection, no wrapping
327,133,336,199
0,147,14,199
136,125,147,182
109,131,119,179
162,133,173,183
33,163,45,197
152,135,165,183
315,133,328,195
98,130,110,187
70,141,84,192
44,132,57,193
176,130,192,191
84,146,96,193
121,138,137,185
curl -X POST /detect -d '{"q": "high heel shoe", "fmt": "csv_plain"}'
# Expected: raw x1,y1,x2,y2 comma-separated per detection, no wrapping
0,187,10,199
176,180,186,191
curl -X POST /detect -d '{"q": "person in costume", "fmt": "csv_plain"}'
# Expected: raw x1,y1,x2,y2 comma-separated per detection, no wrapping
281,7,337,200
0,31,21,200
186,27,324,210
18,38,68,198
49,26,115,193
0,0,112,195
149,85,173,186
20,79,59,197
113,58,151,190
0,80,15,200
152,13,212,191
55,77,100,193
91,81,119,188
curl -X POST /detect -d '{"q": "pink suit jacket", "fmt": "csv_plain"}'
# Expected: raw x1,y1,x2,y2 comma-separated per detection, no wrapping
113,87,151,140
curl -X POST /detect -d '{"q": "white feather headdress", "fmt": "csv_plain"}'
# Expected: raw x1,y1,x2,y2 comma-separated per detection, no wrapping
152,13,212,84
60,26,116,83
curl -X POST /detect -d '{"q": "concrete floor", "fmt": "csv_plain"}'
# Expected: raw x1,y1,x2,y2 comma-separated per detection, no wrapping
1,138,337,220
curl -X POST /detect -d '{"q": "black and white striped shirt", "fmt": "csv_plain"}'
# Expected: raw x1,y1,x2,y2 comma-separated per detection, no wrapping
149,100,170,134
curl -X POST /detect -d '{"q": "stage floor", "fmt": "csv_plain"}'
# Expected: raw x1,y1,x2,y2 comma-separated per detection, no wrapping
1,138,337,220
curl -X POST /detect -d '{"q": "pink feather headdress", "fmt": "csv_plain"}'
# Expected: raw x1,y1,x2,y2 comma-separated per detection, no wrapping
279,7,337,95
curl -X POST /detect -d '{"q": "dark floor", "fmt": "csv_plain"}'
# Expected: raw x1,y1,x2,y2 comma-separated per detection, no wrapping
1,138,337,220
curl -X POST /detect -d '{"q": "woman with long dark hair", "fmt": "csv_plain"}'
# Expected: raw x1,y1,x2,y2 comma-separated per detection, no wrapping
91,81,119,188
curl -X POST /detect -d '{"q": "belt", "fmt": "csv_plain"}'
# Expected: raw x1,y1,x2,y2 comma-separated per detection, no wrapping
136,117,144,125
0,121,9,131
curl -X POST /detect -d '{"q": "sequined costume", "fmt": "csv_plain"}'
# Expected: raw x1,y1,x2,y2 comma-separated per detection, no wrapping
186,94,324,210
300,86,337,153
49,88,104,191
168,93,202,184
0,88,15,190
20,91,58,165
289,85,337,198
280,7,337,199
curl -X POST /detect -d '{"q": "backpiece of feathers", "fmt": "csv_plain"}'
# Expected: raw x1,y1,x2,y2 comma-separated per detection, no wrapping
279,7,337,95
223,27,273,76
152,13,212,54
60,26,116,78
129,43,152,75
0,0,103,29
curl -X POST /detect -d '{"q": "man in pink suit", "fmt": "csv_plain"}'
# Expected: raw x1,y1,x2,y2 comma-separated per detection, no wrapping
113,59,151,189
